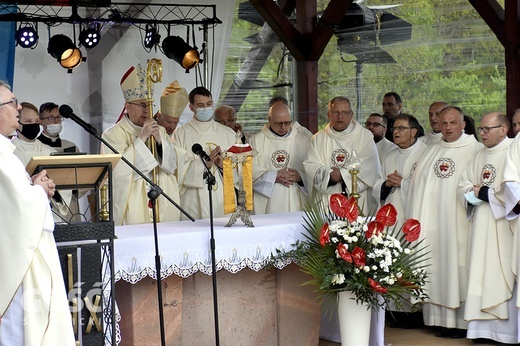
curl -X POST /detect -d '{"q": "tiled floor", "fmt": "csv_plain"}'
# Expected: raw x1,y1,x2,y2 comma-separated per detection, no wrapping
319,326,502,345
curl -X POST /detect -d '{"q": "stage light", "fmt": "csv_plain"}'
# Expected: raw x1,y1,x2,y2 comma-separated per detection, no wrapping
144,24,160,49
162,36,200,71
79,27,100,50
15,23,38,48
48,34,84,72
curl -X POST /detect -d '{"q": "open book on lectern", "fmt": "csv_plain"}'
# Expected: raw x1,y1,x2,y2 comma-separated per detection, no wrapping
26,154,121,189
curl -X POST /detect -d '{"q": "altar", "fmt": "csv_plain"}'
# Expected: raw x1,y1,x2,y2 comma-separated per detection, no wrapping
114,212,321,345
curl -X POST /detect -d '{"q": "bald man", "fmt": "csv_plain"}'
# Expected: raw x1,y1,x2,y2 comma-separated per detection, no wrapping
250,103,310,214
459,112,516,343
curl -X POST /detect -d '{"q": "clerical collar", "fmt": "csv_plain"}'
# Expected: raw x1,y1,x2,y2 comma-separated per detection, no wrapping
269,126,291,137
41,132,59,141
38,132,61,147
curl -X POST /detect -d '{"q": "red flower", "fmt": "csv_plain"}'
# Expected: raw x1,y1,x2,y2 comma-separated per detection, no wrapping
368,278,388,293
351,246,366,267
375,204,397,227
337,243,352,263
366,221,384,239
402,218,421,242
329,194,359,222
320,223,330,246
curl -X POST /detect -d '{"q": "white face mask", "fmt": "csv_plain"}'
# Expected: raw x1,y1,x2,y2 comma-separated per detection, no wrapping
46,123,63,136
195,107,214,122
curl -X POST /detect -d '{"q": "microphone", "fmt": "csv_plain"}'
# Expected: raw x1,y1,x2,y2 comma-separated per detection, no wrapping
59,104,98,136
191,143,210,161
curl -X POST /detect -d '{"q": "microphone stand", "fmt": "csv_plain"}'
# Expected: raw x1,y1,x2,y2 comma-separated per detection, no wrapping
71,119,194,346
196,155,220,346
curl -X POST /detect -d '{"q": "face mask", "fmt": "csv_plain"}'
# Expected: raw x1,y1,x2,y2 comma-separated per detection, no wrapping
46,123,63,136
195,107,214,122
18,123,41,140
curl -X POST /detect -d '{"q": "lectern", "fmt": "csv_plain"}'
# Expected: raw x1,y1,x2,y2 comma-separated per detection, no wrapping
27,154,121,346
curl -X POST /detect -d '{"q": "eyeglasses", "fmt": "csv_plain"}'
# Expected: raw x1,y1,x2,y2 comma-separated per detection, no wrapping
40,115,63,122
365,121,386,128
128,102,154,109
330,110,353,117
0,98,18,108
390,126,412,132
273,121,292,127
477,125,502,134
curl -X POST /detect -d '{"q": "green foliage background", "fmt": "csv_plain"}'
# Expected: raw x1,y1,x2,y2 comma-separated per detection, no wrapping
219,0,505,134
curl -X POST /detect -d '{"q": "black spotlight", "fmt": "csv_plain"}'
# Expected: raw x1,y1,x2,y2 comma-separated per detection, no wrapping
144,24,160,49
15,23,38,48
79,27,100,50
162,36,200,71
48,34,84,71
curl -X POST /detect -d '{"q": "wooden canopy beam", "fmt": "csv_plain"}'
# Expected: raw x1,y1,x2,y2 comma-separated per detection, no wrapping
248,0,353,133
469,0,520,131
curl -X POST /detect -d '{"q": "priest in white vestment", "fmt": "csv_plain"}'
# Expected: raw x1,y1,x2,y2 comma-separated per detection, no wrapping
303,96,381,212
155,80,188,136
102,65,185,225
407,106,483,337
373,114,428,229
458,112,517,343
304,96,384,346
173,86,237,220
495,111,520,343
250,103,310,214
419,101,448,146
0,81,75,345
365,113,397,164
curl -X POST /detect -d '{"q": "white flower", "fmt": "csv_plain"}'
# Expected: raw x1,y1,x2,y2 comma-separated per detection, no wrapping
372,265,378,271
331,273,345,285
331,237,339,243
404,248,411,254
363,266,370,272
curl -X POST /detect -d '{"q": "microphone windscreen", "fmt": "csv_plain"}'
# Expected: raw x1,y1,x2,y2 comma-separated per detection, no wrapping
192,143,203,154
59,104,73,118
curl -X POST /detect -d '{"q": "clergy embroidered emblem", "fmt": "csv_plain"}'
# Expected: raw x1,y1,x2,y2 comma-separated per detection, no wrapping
480,164,496,186
271,150,290,169
433,157,455,178
331,149,350,168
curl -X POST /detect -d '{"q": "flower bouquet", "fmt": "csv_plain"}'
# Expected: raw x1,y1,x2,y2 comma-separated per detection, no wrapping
273,193,429,310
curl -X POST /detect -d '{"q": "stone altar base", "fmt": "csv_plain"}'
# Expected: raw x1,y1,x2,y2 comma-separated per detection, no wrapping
116,264,321,345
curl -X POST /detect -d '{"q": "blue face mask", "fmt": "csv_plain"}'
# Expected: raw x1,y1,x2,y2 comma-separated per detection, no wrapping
195,107,214,122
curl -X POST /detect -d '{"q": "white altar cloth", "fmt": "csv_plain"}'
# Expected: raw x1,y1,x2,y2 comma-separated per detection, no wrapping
114,212,305,283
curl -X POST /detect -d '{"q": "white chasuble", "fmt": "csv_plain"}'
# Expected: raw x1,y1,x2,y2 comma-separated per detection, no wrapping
101,115,184,225
0,135,74,345
497,134,520,313
303,121,382,212
250,124,310,214
375,137,397,164
173,118,237,220
458,138,514,321
407,134,483,328
373,139,428,228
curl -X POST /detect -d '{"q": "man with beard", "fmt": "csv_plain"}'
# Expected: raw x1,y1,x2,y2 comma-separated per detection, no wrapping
365,113,396,164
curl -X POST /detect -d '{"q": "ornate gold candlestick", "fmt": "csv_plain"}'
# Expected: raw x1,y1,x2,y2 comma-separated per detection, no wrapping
346,150,363,200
